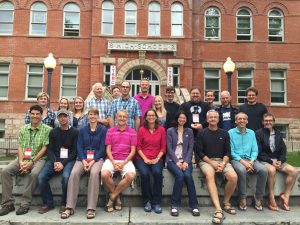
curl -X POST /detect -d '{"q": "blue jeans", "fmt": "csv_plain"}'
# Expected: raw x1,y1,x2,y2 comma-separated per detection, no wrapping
167,161,198,208
38,160,75,207
134,159,163,205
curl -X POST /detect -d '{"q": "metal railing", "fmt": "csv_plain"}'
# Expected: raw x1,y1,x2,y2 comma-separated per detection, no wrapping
0,136,18,156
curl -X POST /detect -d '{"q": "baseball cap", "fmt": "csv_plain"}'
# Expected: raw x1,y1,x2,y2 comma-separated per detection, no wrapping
57,109,69,117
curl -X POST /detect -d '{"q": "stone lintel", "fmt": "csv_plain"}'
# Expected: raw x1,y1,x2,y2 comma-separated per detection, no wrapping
24,57,44,64
202,62,223,68
59,58,80,65
168,59,184,65
236,62,256,69
100,57,116,64
268,63,290,70
0,57,13,63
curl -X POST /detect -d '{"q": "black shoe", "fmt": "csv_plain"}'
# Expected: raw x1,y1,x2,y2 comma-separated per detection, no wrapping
192,208,200,216
0,205,15,216
16,206,30,215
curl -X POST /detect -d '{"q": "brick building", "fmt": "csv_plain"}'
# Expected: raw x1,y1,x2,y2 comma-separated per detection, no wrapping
0,0,300,139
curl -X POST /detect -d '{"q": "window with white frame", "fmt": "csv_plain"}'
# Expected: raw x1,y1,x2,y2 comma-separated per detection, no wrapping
104,64,111,86
63,3,80,37
204,69,220,101
236,8,252,41
205,7,220,40
0,1,14,35
268,9,283,42
237,69,253,104
101,1,114,35
0,119,5,138
0,64,9,99
171,3,183,36
30,2,47,36
172,66,180,87
273,124,288,139
61,65,78,99
270,70,286,104
148,2,160,36
26,65,44,100
124,1,137,35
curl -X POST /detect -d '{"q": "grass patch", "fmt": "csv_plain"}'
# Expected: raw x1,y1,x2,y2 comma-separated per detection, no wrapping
0,154,17,161
286,152,300,167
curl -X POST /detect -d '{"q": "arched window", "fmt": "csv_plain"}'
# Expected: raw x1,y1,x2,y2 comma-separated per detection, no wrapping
205,7,220,40
171,2,183,36
63,3,80,36
236,8,252,41
0,1,14,35
101,1,114,35
268,9,283,42
124,1,137,35
148,2,160,36
30,2,47,36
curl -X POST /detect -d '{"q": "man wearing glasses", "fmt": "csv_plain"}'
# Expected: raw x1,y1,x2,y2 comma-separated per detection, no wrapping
164,87,180,129
108,81,142,130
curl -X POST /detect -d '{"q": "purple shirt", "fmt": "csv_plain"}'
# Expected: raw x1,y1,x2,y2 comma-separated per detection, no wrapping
133,93,154,122
105,126,137,160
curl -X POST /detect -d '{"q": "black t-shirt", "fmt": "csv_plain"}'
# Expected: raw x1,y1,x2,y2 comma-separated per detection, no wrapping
164,101,180,129
239,102,267,131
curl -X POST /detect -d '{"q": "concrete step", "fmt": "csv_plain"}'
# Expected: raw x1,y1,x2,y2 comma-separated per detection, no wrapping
0,206,299,224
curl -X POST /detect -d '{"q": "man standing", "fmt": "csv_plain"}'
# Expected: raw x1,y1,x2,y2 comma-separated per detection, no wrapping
37,109,78,214
108,81,141,130
0,105,51,216
205,90,218,110
112,86,121,99
196,110,237,224
133,78,154,122
164,86,180,129
25,92,55,127
216,91,238,131
228,112,268,211
85,83,111,126
238,87,267,131
101,110,137,212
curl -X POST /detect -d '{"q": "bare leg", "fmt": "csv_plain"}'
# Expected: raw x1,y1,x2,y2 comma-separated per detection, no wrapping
203,170,222,211
101,170,115,193
265,163,277,206
111,172,135,199
223,171,238,204
280,164,297,205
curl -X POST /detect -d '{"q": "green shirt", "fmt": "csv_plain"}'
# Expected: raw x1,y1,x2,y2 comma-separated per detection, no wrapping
17,123,52,162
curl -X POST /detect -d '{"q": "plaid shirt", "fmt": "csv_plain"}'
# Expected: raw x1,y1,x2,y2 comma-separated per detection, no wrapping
25,108,56,128
85,97,111,120
108,97,142,129
18,123,52,162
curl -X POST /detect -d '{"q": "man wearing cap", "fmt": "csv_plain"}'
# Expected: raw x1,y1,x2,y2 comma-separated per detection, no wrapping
0,105,52,216
25,92,56,127
37,109,78,214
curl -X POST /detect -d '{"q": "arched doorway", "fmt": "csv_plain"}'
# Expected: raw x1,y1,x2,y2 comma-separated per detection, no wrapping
125,68,160,96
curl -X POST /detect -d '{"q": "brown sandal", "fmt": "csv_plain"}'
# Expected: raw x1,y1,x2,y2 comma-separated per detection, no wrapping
212,210,225,224
223,202,236,215
114,195,122,211
105,194,115,213
86,209,95,219
61,208,74,219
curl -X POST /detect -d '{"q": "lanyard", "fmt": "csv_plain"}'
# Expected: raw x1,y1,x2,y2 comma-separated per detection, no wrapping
122,98,130,110
29,129,38,147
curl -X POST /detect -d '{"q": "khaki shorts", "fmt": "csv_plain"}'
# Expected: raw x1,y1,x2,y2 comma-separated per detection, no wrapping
101,159,136,177
199,158,235,175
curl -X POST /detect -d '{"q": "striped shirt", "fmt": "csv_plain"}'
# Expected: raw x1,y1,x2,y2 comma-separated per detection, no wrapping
85,97,111,120
18,123,52,161
105,126,137,160
108,97,142,129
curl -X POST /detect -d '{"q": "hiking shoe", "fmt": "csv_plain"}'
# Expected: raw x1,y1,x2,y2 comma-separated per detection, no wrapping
16,206,30,215
0,205,15,216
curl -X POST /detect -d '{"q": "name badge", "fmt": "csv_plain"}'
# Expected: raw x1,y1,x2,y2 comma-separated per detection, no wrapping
192,114,199,123
60,147,68,159
86,150,94,162
24,148,32,159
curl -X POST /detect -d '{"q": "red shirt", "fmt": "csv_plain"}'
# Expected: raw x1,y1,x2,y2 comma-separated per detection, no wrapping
137,125,166,160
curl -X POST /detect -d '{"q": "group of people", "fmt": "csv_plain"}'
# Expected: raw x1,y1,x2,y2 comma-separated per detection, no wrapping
0,79,297,224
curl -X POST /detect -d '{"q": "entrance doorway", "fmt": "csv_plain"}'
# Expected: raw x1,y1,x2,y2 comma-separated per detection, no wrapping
125,68,160,96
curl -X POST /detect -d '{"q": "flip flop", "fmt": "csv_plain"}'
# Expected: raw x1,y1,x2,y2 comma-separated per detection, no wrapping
279,193,290,211
267,202,279,211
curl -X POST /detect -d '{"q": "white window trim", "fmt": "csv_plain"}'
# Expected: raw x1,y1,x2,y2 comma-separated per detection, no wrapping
172,65,180,87
0,2,14,35
236,8,252,41
101,1,114,35
148,2,160,37
124,2,137,36
63,4,80,37
171,3,183,37
268,9,284,42
0,64,10,100
60,65,78,100
270,70,286,105
204,7,221,40
204,69,221,104
25,64,44,101
237,69,253,105
29,3,47,36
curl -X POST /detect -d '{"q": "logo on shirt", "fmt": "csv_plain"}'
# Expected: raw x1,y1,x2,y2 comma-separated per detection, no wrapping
190,105,202,114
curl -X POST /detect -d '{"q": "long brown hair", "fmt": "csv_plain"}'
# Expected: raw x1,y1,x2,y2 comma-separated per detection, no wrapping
143,109,159,129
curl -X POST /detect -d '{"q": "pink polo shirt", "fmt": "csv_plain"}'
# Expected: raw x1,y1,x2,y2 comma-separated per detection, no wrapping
137,125,166,160
105,126,137,160
133,93,154,122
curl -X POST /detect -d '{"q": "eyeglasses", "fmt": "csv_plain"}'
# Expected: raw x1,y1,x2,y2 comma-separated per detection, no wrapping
122,86,130,89
264,120,274,123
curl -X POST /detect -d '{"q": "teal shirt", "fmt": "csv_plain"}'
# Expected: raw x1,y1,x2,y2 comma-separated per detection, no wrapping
17,123,52,161
228,127,258,161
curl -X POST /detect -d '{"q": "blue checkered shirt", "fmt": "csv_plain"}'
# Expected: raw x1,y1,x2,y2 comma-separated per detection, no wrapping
108,97,142,129
85,97,111,120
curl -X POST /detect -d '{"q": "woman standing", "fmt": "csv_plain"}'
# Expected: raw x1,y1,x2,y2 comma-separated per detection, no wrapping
72,96,87,128
54,97,73,127
152,95,167,127
61,107,106,219
166,111,200,216
135,109,166,213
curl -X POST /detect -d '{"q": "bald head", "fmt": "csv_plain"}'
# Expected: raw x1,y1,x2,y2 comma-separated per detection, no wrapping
220,91,231,108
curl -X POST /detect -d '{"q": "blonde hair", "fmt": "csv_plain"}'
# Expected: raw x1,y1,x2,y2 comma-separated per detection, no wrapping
153,95,167,117
58,97,70,110
72,96,85,114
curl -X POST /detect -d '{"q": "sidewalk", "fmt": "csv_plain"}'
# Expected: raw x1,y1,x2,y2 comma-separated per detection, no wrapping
0,206,299,224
